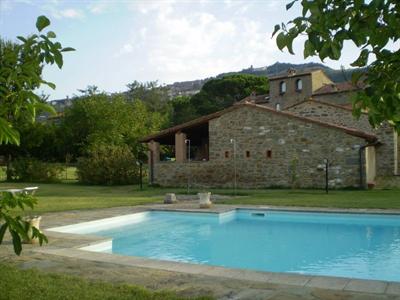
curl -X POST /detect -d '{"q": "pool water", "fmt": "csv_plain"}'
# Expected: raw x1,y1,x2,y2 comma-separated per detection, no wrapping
65,210,400,281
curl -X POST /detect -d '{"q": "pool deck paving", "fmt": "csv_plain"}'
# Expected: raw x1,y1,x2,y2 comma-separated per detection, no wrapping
2,202,400,300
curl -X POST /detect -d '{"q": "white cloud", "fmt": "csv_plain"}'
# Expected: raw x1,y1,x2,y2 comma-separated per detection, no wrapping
88,1,110,14
128,0,176,15
119,7,276,82
57,8,84,19
34,1,85,19
115,43,134,57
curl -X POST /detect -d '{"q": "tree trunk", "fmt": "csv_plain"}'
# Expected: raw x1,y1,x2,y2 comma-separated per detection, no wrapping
6,154,12,181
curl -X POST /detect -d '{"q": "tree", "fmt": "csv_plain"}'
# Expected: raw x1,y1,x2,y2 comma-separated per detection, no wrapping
188,74,269,120
0,15,73,255
60,93,163,159
273,0,400,131
126,81,170,113
0,15,74,145
169,96,197,126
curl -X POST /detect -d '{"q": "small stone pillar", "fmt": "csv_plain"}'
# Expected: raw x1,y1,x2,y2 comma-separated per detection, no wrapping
175,132,187,163
164,193,178,204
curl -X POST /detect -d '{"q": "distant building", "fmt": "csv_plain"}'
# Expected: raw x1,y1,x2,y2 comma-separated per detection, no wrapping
140,69,398,188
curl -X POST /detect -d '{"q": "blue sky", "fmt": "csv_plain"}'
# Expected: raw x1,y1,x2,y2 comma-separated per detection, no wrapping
1,0,367,100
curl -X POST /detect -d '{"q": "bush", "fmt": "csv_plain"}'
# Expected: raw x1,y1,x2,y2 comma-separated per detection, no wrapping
77,144,140,185
9,158,63,183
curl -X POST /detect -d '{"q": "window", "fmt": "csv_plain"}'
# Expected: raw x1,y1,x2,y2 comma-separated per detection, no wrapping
279,81,286,94
296,79,303,91
224,151,230,158
245,151,250,158
266,150,272,158
275,103,281,111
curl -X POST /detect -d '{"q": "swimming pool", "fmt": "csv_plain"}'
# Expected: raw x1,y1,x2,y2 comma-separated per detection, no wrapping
49,209,400,282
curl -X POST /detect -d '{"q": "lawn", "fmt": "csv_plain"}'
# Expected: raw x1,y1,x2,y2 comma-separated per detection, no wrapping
0,263,211,300
0,181,400,214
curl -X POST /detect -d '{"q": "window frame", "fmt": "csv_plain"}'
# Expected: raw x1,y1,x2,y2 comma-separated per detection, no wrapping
279,81,286,95
295,79,303,92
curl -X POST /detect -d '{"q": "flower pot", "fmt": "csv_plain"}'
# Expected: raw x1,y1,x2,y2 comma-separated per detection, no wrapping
198,192,212,208
23,216,42,244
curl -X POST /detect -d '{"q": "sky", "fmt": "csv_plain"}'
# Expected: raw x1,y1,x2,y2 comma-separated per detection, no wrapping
0,0,369,100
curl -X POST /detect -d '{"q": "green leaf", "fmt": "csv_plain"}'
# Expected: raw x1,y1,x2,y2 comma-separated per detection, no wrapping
10,230,22,255
330,43,341,60
272,24,280,37
47,31,56,38
36,15,51,32
42,80,56,89
351,49,370,67
0,223,8,244
54,51,63,68
303,40,314,58
276,32,287,50
351,71,364,84
61,47,76,52
286,0,297,10
17,36,27,43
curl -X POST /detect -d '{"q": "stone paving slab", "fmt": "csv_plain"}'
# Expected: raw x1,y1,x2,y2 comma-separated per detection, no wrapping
344,278,388,294
305,276,349,290
387,282,400,295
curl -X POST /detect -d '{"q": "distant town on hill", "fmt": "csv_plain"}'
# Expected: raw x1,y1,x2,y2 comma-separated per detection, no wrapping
49,62,361,112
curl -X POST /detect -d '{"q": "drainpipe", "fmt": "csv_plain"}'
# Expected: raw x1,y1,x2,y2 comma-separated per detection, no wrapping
359,141,380,189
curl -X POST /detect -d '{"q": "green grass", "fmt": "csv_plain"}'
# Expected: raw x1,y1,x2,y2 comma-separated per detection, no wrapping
1,182,400,214
0,263,211,300
218,188,400,209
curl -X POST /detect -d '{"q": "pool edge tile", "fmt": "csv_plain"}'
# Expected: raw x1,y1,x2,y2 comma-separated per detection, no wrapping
305,276,349,290
344,278,388,294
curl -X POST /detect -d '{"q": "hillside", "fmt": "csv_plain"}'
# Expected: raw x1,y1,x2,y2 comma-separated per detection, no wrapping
49,62,362,110
166,62,361,98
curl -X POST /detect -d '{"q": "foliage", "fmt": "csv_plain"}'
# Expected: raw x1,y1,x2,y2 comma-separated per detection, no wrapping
169,96,197,125
273,0,400,131
8,157,63,183
191,74,269,116
0,15,72,256
0,121,62,162
170,74,269,124
77,144,141,185
0,263,211,300
0,192,48,255
60,93,162,159
126,81,170,112
0,15,74,145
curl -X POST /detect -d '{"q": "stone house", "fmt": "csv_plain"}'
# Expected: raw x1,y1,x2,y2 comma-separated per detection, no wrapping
140,69,399,188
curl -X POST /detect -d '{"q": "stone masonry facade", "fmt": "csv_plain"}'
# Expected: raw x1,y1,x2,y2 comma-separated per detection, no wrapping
153,106,368,188
286,100,398,176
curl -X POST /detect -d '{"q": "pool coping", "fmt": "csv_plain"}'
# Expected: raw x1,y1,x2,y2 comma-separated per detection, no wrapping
37,205,400,296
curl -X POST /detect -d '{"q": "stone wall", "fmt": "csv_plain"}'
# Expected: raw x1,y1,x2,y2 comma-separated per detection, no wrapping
153,106,368,188
286,100,372,132
269,74,312,109
286,100,397,176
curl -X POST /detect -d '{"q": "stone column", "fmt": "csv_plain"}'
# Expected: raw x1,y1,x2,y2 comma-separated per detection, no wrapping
148,140,160,163
148,140,160,184
175,132,187,163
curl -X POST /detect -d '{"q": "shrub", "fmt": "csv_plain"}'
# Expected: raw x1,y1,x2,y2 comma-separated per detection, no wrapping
77,144,140,185
9,158,63,183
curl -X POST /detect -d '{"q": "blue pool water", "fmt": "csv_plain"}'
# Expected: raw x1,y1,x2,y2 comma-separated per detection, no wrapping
93,209,400,281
